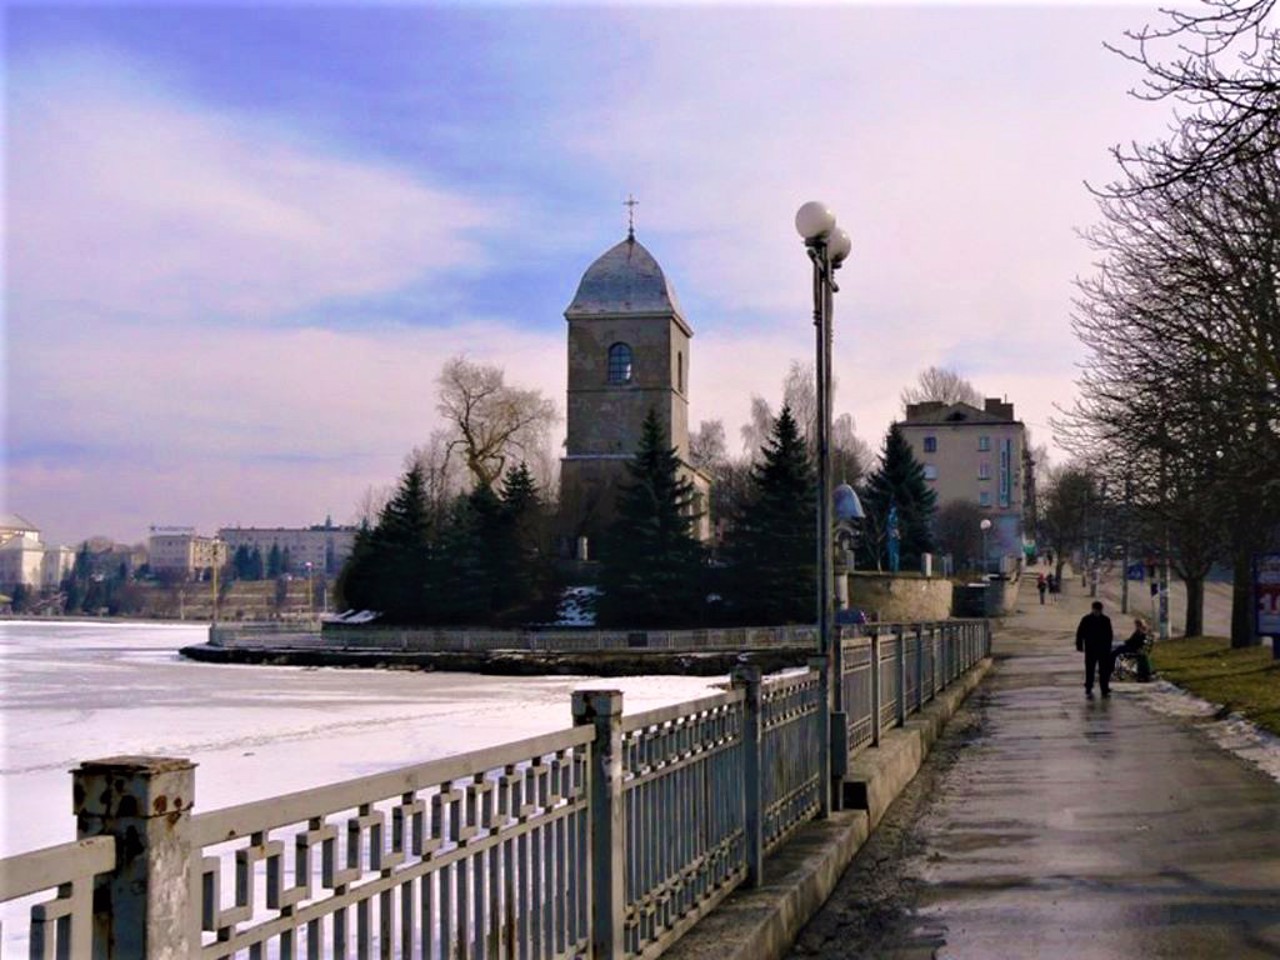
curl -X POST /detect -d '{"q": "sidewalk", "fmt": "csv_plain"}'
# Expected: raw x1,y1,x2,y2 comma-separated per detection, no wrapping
792,575,1280,959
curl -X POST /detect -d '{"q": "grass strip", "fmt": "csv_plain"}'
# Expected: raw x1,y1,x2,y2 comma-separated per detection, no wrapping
1150,636,1280,737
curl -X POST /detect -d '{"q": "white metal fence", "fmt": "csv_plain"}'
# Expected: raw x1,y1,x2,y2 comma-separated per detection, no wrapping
3,619,990,959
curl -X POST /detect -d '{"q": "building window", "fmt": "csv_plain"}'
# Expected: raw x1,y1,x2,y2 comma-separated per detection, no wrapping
978,435,991,451
607,343,633,383
979,491,992,507
923,464,938,481
677,351,684,393
978,461,991,480
923,436,937,453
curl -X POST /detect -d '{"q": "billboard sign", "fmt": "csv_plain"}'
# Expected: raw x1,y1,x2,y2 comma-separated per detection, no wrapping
1256,553,1280,637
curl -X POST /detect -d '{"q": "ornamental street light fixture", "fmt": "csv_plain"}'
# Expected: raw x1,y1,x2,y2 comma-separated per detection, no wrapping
980,518,992,575
795,200,851,815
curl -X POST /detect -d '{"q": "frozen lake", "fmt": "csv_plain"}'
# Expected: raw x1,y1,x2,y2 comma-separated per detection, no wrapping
0,619,721,857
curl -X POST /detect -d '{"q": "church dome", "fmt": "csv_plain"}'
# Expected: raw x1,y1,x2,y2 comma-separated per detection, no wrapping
565,235,685,319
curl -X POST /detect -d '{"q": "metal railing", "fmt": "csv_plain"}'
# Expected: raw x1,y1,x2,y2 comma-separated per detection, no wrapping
4,619,990,959
620,691,748,956
192,728,594,959
0,837,115,960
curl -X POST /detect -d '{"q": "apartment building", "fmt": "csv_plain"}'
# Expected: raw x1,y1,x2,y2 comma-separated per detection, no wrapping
217,521,357,575
147,527,228,578
897,398,1029,567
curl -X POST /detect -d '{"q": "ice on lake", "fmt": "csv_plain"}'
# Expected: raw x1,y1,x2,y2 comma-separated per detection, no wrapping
1,620,722,857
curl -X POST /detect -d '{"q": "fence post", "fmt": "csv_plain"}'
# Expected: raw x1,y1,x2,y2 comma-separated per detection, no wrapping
72,756,196,960
894,625,907,727
809,655,832,818
572,690,625,960
731,663,764,887
869,632,882,748
829,630,848,799
914,624,925,713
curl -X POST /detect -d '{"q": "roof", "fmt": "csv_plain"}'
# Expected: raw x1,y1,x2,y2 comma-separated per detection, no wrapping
901,400,1020,426
564,234,687,324
0,513,39,532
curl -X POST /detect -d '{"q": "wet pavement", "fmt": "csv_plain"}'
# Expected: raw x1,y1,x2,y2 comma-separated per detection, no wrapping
791,577,1280,959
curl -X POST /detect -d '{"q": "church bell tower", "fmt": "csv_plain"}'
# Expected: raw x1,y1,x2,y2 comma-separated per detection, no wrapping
559,226,698,548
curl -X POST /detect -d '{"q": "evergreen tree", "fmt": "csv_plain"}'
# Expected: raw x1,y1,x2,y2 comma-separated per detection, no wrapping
431,491,494,624
267,543,283,579
723,406,817,624
336,464,435,623
597,410,706,627
232,545,252,580
858,424,938,571
497,462,551,621
62,576,83,614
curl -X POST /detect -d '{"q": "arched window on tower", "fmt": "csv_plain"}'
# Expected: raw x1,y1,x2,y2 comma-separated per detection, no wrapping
677,351,684,393
607,343,633,384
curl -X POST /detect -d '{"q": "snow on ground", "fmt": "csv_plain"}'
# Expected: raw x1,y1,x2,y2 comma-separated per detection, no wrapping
1123,678,1280,785
1,620,721,856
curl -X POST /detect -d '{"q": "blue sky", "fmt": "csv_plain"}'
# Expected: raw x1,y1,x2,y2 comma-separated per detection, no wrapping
5,1,1175,545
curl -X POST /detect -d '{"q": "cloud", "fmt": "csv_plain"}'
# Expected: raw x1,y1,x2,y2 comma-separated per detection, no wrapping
5,7,1179,545
8,55,499,321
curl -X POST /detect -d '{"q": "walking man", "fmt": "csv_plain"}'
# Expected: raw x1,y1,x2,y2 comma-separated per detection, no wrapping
1076,600,1114,699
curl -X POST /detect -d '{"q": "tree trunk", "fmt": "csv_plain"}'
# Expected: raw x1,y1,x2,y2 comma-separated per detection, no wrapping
1230,548,1257,648
1183,575,1204,638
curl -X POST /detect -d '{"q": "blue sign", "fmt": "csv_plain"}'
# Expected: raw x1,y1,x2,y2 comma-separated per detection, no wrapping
1126,563,1145,581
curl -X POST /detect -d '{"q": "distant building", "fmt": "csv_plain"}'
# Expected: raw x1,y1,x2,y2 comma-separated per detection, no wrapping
0,513,40,544
0,533,47,589
217,520,357,575
897,399,1029,567
0,514,75,589
559,228,711,551
147,526,227,579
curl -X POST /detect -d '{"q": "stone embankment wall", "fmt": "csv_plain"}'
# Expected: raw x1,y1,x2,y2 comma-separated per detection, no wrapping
844,574,953,622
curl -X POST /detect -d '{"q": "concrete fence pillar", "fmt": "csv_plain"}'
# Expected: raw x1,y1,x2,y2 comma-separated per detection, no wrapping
731,663,764,886
870,633,882,748
809,655,832,818
914,624,925,714
572,690,625,960
894,625,907,728
72,756,196,960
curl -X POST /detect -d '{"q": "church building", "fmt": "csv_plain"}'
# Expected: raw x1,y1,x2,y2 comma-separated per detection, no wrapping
560,227,711,554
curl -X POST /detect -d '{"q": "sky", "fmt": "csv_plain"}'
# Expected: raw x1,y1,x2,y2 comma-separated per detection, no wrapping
4,1,1182,546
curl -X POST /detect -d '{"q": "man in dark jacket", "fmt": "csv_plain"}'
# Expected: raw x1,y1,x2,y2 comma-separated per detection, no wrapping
1076,600,1114,698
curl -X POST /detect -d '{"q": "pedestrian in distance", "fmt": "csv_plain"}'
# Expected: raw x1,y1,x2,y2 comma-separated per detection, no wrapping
1076,600,1114,698
1037,573,1047,605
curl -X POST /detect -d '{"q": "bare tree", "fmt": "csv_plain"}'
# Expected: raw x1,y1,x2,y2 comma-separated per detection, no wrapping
1106,0,1279,192
435,356,559,491
934,499,986,573
1065,109,1280,642
739,360,868,480
899,366,984,411
352,485,392,528
1039,465,1099,588
690,420,728,473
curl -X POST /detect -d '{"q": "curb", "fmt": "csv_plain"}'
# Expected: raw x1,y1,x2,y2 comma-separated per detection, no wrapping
662,655,994,960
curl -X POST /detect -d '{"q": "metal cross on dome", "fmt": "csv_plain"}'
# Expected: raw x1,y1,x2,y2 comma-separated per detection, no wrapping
624,194,638,239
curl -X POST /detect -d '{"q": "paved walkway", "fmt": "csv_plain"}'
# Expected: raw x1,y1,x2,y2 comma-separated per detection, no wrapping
791,576,1280,959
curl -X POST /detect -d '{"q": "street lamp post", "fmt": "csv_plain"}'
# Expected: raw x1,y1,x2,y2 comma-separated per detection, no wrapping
795,200,852,816
980,518,992,575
